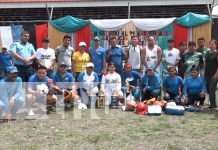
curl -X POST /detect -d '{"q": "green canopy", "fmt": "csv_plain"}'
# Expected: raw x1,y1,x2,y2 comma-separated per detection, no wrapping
176,12,211,27
49,16,89,32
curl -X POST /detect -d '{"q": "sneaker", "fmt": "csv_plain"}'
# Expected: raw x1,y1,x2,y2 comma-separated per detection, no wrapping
28,109,35,116
39,104,47,112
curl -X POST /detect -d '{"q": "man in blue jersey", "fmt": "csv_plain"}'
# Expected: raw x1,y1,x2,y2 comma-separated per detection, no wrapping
9,31,36,82
26,66,57,116
53,62,78,105
183,66,206,108
88,36,106,80
0,66,24,122
121,63,141,100
163,66,184,104
106,37,125,74
141,66,161,100
0,47,13,79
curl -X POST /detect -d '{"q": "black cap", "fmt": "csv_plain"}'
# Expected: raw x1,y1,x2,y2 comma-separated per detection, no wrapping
42,38,50,43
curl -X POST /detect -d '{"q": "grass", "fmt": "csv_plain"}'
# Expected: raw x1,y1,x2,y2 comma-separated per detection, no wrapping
0,108,217,150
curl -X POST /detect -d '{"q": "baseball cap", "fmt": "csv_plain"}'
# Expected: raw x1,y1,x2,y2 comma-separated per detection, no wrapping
146,65,153,70
79,42,86,47
7,66,18,73
86,62,94,68
42,38,50,43
58,61,68,66
94,36,100,41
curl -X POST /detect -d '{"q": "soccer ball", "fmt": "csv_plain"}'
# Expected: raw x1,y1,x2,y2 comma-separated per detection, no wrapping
36,84,49,95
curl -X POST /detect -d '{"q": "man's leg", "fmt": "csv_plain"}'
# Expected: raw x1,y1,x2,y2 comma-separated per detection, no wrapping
25,94,36,115
209,77,217,108
12,97,24,116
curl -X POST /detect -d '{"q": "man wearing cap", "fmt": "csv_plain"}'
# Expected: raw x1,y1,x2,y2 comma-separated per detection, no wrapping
0,66,24,122
141,66,161,100
53,61,78,105
0,47,13,79
26,66,57,116
9,31,36,82
36,38,56,79
77,62,99,107
55,35,74,73
88,36,106,80
72,41,90,79
106,37,125,74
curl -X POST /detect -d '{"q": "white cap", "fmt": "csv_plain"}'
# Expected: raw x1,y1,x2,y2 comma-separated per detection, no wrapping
86,62,94,68
79,42,86,47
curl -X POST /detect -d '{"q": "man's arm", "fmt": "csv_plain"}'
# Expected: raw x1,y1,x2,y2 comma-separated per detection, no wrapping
124,47,129,63
140,48,146,71
154,47,162,71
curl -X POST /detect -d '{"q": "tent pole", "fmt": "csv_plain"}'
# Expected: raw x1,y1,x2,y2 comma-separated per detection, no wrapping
50,5,54,20
45,4,51,20
128,1,130,19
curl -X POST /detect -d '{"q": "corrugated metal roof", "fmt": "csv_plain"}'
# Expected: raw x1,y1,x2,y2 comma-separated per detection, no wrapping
0,0,99,2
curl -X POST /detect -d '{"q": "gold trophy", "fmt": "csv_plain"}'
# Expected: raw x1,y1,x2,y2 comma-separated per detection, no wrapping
97,86,105,108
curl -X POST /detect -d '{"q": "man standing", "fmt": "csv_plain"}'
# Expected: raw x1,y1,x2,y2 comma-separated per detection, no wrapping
9,31,36,82
36,38,56,78
55,35,74,73
88,37,106,80
125,36,143,73
178,42,187,78
106,37,125,74
142,36,162,75
181,41,204,78
162,39,180,78
196,37,210,77
0,66,24,122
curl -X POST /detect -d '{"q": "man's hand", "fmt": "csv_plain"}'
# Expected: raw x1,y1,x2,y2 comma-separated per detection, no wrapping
199,91,205,98
129,85,136,90
107,50,112,57
164,93,169,97
213,74,218,81
143,87,147,93
9,97,15,108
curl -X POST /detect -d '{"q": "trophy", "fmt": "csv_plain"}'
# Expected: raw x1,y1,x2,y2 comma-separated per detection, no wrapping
97,87,105,108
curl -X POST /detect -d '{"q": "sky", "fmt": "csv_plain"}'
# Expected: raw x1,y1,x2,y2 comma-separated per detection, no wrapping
213,5,218,15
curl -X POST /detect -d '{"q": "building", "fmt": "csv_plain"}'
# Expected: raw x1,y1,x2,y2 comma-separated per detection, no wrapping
0,0,215,22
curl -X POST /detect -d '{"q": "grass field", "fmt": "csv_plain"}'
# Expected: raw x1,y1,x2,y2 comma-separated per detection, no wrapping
0,105,218,150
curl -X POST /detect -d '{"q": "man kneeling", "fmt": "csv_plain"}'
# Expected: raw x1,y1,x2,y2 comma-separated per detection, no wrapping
26,66,57,116
0,66,24,122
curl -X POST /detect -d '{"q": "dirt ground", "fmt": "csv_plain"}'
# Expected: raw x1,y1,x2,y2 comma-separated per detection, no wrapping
0,104,217,150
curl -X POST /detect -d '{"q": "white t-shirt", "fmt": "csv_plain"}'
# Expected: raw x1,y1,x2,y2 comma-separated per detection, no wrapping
128,45,141,70
101,72,122,93
162,48,180,76
36,47,55,68
145,45,160,74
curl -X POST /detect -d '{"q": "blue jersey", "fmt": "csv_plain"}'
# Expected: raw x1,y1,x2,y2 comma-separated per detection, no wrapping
141,72,161,92
9,41,35,65
88,46,106,74
0,77,22,113
0,52,12,69
163,75,183,95
106,46,123,72
183,76,207,96
28,74,50,91
121,71,141,87
53,71,74,89
77,71,99,91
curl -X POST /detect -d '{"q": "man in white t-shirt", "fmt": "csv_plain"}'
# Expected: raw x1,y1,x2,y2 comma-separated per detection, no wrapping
162,39,180,78
36,38,56,78
125,36,144,73
141,36,162,75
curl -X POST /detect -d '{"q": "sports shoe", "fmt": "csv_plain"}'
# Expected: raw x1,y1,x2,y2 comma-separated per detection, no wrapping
28,108,35,116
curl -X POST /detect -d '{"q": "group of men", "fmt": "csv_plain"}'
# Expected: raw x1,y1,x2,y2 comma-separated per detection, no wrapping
0,30,215,121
